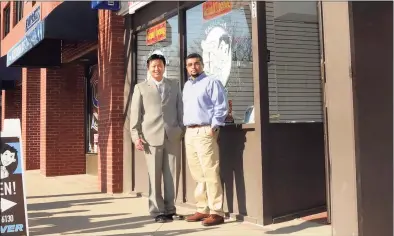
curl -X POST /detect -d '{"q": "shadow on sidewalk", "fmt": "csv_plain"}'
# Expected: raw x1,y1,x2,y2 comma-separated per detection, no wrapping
108,228,217,236
28,209,90,218
27,192,103,199
29,214,147,235
264,220,326,234
29,214,217,236
28,196,137,211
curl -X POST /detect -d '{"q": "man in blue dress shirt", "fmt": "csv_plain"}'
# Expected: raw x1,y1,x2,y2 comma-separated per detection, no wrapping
182,53,228,226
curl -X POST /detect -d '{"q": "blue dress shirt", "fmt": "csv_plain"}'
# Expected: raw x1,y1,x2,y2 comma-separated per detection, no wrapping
182,73,228,129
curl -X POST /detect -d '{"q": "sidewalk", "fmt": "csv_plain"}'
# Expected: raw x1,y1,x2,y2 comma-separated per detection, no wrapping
25,170,331,236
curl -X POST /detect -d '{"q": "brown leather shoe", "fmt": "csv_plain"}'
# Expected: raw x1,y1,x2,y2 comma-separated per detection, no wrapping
186,212,209,222
202,214,224,226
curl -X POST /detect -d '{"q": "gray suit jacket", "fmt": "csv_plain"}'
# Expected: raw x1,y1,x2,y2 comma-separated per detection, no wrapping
130,78,184,146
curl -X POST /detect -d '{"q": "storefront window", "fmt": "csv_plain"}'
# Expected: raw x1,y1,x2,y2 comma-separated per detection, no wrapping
86,64,99,154
186,1,255,124
266,1,323,123
136,16,180,83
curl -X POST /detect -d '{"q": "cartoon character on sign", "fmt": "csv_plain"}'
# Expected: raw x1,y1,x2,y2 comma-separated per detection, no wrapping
201,26,232,87
0,143,18,180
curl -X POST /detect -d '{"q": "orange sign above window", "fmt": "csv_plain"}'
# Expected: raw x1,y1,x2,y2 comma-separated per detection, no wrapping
146,22,167,46
203,1,232,20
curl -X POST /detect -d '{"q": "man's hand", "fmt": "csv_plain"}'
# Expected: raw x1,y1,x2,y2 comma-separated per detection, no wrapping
209,127,218,137
135,138,145,151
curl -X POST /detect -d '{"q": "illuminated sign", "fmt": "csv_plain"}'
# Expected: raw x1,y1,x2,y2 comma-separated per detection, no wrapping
203,1,232,21
146,22,167,46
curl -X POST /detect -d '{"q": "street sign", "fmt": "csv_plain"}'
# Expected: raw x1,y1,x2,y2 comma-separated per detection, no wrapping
91,1,121,11
25,5,40,33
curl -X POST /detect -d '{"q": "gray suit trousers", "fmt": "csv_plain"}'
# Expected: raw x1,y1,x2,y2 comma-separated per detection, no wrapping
144,138,181,217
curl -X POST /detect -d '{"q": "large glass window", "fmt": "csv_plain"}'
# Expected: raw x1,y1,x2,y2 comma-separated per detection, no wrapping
136,16,179,83
186,2,255,124
3,4,11,38
14,1,23,26
266,1,323,123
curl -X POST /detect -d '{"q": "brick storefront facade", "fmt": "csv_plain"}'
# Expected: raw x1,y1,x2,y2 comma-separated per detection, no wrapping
1,2,123,189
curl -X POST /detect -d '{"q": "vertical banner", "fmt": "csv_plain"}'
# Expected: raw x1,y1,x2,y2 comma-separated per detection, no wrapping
1,119,29,235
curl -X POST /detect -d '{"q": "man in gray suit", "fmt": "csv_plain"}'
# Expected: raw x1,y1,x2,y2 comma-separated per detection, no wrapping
130,54,184,223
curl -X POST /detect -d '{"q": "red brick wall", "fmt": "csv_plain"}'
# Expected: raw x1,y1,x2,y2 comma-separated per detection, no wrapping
22,68,40,170
98,10,125,193
40,64,86,176
1,86,22,130
62,41,98,63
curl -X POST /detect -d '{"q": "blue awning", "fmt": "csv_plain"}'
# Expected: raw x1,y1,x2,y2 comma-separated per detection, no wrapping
0,56,21,90
7,1,97,68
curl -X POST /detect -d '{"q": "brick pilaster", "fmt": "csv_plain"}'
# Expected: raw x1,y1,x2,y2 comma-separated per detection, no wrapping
98,10,125,193
40,64,86,176
22,68,40,170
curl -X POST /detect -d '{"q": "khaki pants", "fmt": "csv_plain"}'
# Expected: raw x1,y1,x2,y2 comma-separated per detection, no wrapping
185,126,224,216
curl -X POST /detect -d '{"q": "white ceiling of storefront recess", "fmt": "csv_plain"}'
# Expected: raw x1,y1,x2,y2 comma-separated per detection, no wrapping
128,1,153,14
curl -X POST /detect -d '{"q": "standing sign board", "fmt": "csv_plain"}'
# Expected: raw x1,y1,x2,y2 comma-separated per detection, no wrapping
1,119,29,235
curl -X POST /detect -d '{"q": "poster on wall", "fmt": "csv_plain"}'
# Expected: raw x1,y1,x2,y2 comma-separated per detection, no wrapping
88,65,99,154
1,119,29,235
146,22,167,46
202,1,232,20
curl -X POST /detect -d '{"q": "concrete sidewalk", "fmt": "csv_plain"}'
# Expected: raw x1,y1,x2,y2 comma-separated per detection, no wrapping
25,170,331,236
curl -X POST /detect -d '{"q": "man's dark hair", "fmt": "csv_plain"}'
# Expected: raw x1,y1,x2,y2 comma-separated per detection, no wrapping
0,142,19,175
219,34,231,53
186,53,204,65
147,54,166,67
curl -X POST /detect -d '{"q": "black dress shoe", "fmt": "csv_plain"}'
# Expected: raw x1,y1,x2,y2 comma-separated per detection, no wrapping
155,214,169,223
166,213,185,221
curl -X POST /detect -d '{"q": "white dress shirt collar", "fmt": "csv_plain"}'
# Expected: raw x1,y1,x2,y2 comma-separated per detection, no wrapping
150,76,164,86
